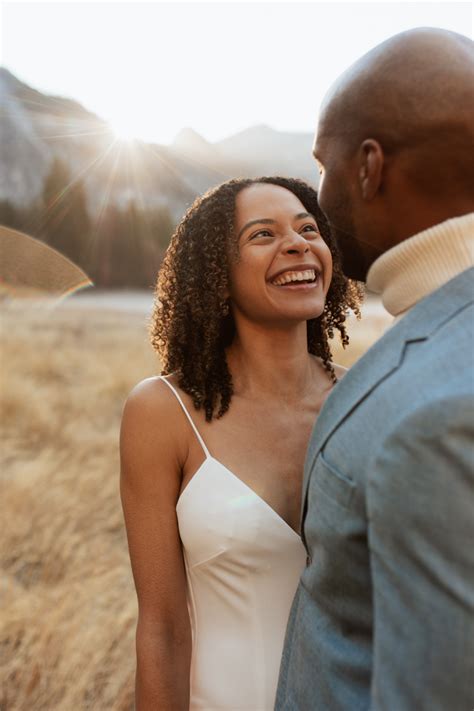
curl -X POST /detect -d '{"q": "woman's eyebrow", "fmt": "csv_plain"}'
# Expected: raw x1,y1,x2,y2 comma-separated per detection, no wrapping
237,218,275,239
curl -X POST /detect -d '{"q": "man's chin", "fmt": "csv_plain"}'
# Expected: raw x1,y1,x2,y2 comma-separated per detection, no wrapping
330,228,369,282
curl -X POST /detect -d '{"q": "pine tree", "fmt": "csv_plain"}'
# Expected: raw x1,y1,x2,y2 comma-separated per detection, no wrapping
41,159,91,269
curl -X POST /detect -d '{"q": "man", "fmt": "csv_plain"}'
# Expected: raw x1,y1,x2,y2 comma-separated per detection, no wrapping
276,28,474,710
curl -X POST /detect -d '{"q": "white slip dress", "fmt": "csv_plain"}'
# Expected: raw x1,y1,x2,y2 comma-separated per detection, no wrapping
159,376,307,710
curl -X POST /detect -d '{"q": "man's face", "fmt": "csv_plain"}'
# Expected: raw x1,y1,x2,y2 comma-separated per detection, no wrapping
313,122,382,282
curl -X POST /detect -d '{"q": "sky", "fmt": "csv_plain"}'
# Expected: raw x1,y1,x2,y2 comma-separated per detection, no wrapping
1,1,473,145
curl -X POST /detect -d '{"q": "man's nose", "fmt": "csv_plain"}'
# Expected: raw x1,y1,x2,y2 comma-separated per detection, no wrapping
283,231,310,254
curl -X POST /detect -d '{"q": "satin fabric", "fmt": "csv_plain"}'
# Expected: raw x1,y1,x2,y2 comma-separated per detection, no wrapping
159,377,307,710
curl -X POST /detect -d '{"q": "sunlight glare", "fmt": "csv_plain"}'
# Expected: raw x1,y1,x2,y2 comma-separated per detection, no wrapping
109,115,143,143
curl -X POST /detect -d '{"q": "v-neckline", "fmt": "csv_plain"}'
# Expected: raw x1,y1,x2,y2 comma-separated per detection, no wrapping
176,455,301,539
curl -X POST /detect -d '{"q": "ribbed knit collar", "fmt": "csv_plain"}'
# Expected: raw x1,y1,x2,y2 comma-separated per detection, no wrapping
366,213,474,317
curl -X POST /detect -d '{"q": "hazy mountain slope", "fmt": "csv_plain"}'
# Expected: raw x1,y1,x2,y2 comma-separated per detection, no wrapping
0,68,318,221
217,124,318,183
0,69,53,206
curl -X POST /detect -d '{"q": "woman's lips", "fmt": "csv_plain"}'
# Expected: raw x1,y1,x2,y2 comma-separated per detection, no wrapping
268,277,321,291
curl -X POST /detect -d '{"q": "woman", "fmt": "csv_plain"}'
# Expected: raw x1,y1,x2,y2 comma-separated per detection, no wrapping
120,176,361,710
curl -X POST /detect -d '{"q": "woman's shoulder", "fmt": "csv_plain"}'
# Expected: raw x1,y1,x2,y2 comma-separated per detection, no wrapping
120,375,187,454
312,355,348,384
123,375,175,418
120,375,188,490
333,363,348,381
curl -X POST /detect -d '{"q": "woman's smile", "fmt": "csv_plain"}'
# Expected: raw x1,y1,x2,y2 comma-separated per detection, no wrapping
269,266,321,289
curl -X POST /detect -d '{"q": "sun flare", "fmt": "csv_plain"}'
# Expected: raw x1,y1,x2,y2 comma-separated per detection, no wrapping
110,121,140,143
108,115,143,143
104,105,184,146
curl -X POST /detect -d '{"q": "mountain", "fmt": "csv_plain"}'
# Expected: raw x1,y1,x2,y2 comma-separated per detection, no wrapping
172,127,215,156
0,68,318,222
217,124,317,180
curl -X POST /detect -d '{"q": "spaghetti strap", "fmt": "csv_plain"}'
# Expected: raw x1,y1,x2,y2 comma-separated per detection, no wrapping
158,375,211,459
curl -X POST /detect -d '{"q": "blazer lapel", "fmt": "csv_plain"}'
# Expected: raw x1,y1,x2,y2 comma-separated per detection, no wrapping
300,266,474,530
301,325,406,505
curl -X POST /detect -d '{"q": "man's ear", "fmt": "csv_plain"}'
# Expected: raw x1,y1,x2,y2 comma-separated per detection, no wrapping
357,139,384,200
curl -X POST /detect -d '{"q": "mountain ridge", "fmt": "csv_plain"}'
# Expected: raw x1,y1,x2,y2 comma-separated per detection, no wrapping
0,68,319,219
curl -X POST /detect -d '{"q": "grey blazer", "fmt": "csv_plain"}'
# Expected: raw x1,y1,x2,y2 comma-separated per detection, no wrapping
276,267,474,710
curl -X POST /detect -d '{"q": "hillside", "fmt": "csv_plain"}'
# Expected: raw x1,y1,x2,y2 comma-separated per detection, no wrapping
0,67,318,221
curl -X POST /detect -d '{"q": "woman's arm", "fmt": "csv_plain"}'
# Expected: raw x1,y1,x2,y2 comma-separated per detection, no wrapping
120,378,192,711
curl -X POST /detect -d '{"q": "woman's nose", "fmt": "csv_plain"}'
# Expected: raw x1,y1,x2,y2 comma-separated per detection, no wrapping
283,231,310,254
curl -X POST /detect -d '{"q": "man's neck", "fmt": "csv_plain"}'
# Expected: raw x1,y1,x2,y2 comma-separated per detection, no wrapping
366,212,474,316
373,198,474,272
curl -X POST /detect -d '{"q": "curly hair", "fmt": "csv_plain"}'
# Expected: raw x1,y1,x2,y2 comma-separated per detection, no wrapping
149,176,362,421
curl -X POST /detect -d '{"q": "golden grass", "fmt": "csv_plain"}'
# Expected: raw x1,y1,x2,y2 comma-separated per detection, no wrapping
1,298,392,710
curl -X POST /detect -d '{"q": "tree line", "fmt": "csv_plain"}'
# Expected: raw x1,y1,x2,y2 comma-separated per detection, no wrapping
0,158,176,288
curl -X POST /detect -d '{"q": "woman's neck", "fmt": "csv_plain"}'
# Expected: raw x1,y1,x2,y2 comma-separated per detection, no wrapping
226,320,324,404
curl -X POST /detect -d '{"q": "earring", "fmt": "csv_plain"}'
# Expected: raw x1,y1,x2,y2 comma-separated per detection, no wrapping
221,299,230,316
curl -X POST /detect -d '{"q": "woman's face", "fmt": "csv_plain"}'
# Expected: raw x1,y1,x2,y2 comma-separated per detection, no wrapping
228,183,333,326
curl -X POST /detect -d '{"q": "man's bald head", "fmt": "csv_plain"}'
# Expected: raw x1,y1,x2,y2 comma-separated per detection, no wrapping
314,28,474,280
320,28,473,153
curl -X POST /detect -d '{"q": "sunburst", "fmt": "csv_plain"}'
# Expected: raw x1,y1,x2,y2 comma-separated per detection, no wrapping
108,115,143,143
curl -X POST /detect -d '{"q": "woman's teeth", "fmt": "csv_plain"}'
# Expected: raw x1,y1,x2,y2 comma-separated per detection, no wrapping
271,269,317,286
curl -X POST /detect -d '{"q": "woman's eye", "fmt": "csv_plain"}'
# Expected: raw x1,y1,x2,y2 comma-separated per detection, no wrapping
249,229,272,240
301,224,320,236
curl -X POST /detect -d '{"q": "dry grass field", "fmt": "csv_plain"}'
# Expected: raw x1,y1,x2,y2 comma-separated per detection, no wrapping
1,296,392,710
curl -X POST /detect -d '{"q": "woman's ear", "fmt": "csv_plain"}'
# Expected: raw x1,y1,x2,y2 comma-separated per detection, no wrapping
358,139,384,200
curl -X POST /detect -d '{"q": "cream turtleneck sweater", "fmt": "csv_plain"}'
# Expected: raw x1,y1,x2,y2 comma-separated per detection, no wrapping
366,212,474,319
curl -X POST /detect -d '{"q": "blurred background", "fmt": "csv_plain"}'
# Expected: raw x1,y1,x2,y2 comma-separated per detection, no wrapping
1,1,472,708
